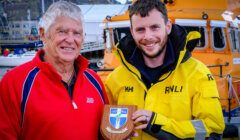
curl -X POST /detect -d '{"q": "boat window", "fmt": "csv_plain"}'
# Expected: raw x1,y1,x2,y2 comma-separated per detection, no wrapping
229,28,239,52
113,27,131,45
211,27,226,50
183,26,207,49
15,23,20,28
23,24,29,28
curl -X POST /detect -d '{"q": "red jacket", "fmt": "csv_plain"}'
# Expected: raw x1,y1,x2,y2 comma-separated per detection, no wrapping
0,50,108,140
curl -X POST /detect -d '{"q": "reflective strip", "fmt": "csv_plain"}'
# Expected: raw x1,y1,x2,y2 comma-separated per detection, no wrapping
84,70,105,104
191,120,207,140
21,67,40,127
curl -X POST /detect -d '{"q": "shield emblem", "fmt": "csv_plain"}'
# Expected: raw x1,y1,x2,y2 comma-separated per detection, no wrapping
109,108,128,129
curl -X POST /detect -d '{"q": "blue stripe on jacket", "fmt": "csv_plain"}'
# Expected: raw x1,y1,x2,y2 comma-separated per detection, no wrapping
21,67,40,127
84,70,105,104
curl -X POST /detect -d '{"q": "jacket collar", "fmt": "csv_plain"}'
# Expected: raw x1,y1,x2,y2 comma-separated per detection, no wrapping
115,24,201,81
128,40,176,82
117,24,187,73
33,49,89,81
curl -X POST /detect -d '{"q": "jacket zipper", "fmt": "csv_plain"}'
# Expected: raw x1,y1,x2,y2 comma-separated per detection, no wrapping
72,100,78,110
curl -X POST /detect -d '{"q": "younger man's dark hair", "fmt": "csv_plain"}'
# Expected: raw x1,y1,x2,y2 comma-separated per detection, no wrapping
129,0,168,24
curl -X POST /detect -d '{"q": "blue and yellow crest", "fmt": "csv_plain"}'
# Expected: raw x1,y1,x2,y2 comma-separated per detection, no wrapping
109,108,128,129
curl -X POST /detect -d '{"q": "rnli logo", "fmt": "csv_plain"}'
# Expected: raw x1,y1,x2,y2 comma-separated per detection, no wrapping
109,108,128,129
165,85,183,94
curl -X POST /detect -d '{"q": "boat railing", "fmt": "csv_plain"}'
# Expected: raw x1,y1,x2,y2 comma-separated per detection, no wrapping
0,38,40,44
207,62,230,78
81,41,104,53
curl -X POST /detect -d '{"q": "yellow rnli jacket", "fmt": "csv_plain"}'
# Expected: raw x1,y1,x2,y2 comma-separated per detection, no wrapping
105,24,225,140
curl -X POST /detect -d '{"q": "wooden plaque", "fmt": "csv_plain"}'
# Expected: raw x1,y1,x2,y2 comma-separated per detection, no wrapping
100,105,137,140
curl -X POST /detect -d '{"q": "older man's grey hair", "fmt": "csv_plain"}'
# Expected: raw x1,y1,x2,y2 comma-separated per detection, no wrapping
39,1,84,35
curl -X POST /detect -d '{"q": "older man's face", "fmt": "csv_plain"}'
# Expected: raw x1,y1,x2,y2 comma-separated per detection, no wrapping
41,16,83,63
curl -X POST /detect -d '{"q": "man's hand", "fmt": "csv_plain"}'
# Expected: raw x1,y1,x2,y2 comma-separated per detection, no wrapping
132,109,152,129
